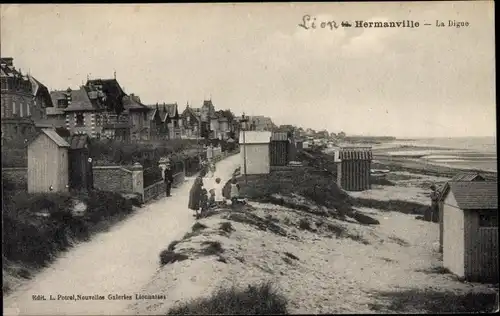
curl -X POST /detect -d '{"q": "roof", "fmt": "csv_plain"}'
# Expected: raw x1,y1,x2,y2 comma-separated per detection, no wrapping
249,116,274,126
46,107,65,116
122,95,149,111
439,172,487,202
64,88,97,112
339,147,373,160
271,132,289,141
28,129,70,147
160,103,178,121
451,172,485,182
182,106,202,122
67,134,90,150
448,181,498,210
147,107,158,121
239,131,272,144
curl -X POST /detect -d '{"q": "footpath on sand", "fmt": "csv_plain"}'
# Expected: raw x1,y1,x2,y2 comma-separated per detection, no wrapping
3,154,241,316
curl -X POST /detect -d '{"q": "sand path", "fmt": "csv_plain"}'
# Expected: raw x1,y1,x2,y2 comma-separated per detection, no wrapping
3,154,240,316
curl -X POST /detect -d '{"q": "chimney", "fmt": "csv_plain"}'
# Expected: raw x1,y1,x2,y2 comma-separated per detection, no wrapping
1,57,13,66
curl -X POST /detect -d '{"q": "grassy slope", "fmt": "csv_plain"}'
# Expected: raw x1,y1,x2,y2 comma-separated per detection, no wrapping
2,190,134,294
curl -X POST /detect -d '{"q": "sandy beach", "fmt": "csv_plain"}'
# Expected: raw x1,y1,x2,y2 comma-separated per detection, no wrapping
126,158,498,315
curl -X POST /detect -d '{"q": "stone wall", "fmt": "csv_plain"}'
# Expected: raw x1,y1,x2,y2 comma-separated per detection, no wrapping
92,165,136,193
2,167,28,191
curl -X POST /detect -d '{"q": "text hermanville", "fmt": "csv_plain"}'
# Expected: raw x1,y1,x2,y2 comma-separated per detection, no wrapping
355,20,419,28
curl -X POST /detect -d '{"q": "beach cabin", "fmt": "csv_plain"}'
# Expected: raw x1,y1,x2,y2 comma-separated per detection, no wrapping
27,129,70,193
438,172,487,253
441,181,498,283
270,131,289,166
239,130,271,175
336,147,372,191
67,134,94,191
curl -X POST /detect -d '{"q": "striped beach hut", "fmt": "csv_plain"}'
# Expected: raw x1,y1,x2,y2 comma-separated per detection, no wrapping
270,131,289,166
336,147,373,191
441,181,498,283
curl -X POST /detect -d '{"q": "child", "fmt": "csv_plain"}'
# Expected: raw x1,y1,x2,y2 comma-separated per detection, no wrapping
208,189,216,208
214,177,226,205
199,188,209,218
229,175,240,206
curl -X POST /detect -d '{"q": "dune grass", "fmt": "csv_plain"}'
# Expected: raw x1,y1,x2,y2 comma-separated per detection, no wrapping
2,190,134,295
368,288,498,313
166,281,288,315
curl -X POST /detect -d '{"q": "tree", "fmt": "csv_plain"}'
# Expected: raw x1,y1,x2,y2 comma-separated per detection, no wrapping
338,131,346,139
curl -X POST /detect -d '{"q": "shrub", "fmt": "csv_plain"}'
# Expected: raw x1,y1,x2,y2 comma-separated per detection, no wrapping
144,165,163,187
1,148,27,168
200,241,224,256
298,218,311,231
167,282,288,315
159,250,189,266
192,222,208,232
2,190,133,269
168,240,180,251
220,222,235,233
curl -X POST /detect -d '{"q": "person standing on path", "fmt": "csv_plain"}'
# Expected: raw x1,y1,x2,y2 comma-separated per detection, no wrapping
229,175,240,207
164,163,174,197
429,184,440,222
188,176,204,218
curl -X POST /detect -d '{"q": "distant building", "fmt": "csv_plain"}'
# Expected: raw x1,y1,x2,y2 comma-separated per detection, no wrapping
49,77,152,141
1,57,42,144
180,103,202,139
239,131,272,175
247,116,275,131
440,181,498,283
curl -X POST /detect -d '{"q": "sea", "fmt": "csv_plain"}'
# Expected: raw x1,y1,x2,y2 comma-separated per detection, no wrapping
373,137,497,172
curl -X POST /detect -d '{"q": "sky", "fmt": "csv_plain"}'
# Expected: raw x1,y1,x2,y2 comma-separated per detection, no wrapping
1,2,495,138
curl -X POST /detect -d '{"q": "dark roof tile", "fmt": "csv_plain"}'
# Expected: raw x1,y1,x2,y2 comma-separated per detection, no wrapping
449,181,498,210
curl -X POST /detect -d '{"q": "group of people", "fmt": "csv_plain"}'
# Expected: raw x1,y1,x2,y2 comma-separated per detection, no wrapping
188,158,241,219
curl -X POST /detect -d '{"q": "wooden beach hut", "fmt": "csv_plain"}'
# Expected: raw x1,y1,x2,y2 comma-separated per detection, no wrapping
27,129,70,193
438,172,487,253
441,181,498,283
239,131,271,175
336,147,372,191
270,131,289,166
67,134,94,191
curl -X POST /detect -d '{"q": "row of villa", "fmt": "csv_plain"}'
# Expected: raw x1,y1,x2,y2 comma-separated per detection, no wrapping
1,57,276,145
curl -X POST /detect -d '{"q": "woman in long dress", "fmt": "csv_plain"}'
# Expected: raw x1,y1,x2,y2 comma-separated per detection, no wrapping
188,176,204,218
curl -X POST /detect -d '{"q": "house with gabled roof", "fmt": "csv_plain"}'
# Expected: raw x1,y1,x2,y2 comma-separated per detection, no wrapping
181,102,202,139
122,93,150,141
148,104,168,140
247,115,275,131
441,181,498,283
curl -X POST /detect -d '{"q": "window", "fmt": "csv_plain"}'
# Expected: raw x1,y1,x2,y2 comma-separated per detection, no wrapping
12,101,17,116
20,101,23,117
479,213,498,227
143,112,147,122
58,99,68,108
95,114,102,126
27,103,31,116
76,113,84,126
